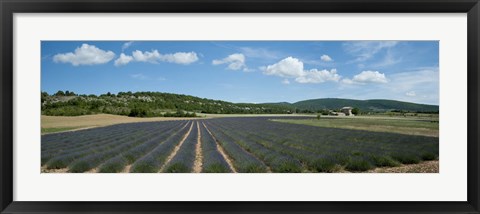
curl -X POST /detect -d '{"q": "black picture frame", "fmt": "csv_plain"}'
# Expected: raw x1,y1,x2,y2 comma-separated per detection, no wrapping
1,0,479,213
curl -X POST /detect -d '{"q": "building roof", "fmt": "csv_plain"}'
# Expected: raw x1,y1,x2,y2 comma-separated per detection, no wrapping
341,107,353,110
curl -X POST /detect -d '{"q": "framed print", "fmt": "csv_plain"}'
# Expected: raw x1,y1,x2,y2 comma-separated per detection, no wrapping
1,0,479,213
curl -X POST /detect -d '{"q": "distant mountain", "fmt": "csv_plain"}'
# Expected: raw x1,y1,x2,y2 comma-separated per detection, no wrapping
265,98,438,113
261,102,292,107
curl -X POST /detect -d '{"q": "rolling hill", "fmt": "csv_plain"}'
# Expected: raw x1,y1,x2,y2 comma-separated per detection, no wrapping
288,98,439,113
41,91,295,116
42,91,439,117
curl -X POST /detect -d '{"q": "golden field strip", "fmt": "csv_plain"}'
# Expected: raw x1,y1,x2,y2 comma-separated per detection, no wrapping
41,113,315,134
272,116,439,137
41,114,200,134
42,113,438,137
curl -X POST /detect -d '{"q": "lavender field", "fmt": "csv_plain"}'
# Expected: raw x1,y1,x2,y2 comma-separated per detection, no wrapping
41,117,439,173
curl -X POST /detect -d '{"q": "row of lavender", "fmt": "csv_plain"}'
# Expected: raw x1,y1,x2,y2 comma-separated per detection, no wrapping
204,117,438,172
41,120,232,173
41,117,438,173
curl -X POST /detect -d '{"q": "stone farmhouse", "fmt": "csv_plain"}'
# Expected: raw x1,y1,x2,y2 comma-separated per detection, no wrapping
329,107,355,116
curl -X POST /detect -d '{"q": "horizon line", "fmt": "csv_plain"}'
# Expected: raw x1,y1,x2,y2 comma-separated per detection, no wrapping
41,89,440,106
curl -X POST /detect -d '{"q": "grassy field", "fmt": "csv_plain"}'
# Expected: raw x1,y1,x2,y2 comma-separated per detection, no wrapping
272,116,439,137
41,114,198,134
41,127,85,134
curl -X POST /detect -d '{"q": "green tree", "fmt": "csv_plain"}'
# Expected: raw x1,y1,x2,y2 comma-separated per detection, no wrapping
41,91,49,102
352,107,360,115
64,90,76,96
54,90,65,96
128,107,147,117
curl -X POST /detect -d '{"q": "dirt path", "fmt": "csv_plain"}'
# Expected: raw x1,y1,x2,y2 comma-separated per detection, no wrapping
85,167,99,173
159,121,194,172
129,121,190,169
205,123,272,172
193,122,203,173
41,165,69,173
201,122,237,173
123,164,132,173
367,160,439,173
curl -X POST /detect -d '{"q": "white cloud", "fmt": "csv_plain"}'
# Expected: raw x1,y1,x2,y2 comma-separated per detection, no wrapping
336,68,439,105
264,57,304,78
264,57,341,84
159,52,199,65
342,70,388,84
53,44,115,66
296,69,341,83
122,41,134,51
212,53,247,71
114,53,134,66
353,71,389,83
320,54,333,62
132,50,161,63
282,79,290,85
406,91,416,97
124,50,198,65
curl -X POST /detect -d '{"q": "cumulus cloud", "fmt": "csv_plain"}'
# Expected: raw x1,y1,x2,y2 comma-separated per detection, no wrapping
342,70,388,85
295,69,341,83
320,54,333,62
132,50,162,63
159,52,199,65
114,53,134,66
351,71,389,83
118,50,198,66
212,53,247,71
264,57,304,78
53,44,115,66
263,57,341,84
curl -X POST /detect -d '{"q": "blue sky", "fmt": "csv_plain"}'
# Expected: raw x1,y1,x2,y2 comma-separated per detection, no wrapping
41,41,439,105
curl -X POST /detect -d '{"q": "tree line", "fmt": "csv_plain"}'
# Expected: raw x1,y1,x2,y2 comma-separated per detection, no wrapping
41,91,295,117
